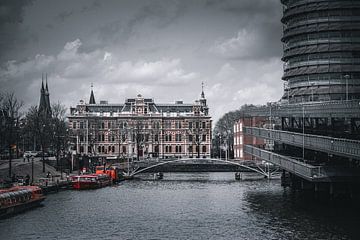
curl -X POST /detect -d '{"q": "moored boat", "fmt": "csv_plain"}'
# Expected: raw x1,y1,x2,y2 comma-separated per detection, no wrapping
71,174,111,190
0,186,46,219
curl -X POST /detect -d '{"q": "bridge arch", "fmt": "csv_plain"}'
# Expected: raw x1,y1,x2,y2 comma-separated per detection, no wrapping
129,158,273,177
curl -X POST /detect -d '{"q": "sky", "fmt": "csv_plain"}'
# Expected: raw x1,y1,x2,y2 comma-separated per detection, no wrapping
0,0,285,122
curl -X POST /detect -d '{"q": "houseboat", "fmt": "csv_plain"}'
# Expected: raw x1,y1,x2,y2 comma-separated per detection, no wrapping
71,174,111,190
0,186,46,219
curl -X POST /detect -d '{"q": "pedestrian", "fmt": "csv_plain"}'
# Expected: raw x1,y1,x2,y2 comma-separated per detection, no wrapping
12,174,16,183
25,174,30,185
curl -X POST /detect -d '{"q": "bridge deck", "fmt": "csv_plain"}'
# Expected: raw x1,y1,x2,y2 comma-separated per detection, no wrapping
244,145,360,182
244,127,360,159
244,100,360,118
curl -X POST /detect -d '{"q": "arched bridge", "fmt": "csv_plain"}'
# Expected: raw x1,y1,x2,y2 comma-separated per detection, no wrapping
120,158,280,179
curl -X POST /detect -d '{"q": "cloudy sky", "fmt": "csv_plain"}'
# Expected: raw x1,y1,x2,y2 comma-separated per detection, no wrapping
0,0,284,122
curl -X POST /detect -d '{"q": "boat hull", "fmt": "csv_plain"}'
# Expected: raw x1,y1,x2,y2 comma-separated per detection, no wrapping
0,197,45,219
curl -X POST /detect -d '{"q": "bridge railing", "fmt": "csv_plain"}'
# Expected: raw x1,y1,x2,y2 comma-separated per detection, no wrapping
244,127,360,159
244,100,360,118
244,145,324,181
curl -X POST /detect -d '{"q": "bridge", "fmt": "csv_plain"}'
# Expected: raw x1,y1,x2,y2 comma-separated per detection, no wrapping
116,158,281,179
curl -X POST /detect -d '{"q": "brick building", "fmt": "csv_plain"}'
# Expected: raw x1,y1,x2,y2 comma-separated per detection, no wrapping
68,87,211,159
233,117,269,160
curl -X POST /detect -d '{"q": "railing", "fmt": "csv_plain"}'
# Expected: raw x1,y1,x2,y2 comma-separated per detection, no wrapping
244,145,323,181
244,127,360,159
244,100,360,118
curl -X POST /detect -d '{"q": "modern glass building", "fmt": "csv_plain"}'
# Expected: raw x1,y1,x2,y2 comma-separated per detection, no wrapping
281,0,360,102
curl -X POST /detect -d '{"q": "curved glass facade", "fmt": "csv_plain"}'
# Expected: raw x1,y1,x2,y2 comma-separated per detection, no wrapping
281,0,360,102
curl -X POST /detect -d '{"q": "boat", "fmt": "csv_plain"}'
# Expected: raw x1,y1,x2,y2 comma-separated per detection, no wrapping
71,174,111,190
154,172,163,180
0,186,46,219
95,165,121,183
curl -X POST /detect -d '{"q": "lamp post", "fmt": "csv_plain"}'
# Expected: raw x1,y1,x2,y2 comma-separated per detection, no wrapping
218,133,222,159
344,74,350,101
302,105,305,162
31,156,34,184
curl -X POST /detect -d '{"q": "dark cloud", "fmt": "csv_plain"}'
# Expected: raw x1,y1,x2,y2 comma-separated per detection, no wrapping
207,0,282,60
93,1,185,49
0,0,34,62
55,0,101,22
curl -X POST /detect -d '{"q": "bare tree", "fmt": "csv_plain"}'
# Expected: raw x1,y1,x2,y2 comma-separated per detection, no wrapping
24,106,52,173
213,104,255,159
1,92,23,177
51,102,68,171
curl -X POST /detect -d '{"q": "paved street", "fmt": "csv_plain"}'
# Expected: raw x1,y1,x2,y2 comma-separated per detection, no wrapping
0,157,61,181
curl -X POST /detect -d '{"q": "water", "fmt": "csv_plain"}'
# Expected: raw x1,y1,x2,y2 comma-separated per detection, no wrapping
1,172,359,240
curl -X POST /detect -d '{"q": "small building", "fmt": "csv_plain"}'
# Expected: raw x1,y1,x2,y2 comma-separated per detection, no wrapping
233,117,268,160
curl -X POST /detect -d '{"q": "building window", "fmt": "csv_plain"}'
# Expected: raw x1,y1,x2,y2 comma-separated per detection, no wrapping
175,121,181,129
108,146,111,152
155,134,159,142
189,135,193,142
108,122,111,129
202,134,206,142
165,134,172,142
98,146,101,153
80,146,84,153
202,146,206,153
175,134,182,142
202,122,206,129
175,146,182,153
195,122,199,129
189,146,193,152
101,122,105,129
164,121,171,129
169,146,172,153
122,146,126,153
102,146,105,153
80,122,84,129
72,121,76,129
189,122,192,129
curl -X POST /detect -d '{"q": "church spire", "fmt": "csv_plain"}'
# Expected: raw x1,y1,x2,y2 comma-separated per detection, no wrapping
199,81,208,115
39,73,47,115
89,83,96,104
39,73,52,118
201,81,205,99
45,73,52,116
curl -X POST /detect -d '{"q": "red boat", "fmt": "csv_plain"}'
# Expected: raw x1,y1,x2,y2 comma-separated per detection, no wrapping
71,174,111,190
0,186,46,219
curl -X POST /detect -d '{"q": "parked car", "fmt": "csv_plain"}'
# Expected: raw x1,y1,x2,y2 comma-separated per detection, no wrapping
23,151,39,158
0,150,10,160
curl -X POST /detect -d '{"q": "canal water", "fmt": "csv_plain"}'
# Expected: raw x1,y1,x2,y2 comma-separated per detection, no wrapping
1,172,359,240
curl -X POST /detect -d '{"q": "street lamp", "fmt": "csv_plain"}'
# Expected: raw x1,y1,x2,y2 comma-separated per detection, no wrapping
217,133,222,159
302,105,305,162
344,74,350,101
